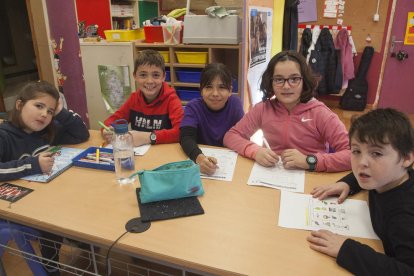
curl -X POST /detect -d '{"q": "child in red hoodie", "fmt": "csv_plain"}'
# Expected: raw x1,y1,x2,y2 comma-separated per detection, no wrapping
102,49,183,146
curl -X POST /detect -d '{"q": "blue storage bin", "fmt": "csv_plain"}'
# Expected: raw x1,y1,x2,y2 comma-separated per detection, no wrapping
72,147,115,171
176,88,200,101
165,69,171,82
175,69,202,83
232,78,238,92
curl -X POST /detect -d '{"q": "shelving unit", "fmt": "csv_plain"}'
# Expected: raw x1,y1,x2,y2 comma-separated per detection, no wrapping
135,42,243,103
110,0,139,29
75,0,141,37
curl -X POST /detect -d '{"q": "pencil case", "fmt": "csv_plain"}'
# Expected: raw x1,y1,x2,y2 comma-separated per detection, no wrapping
131,160,204,203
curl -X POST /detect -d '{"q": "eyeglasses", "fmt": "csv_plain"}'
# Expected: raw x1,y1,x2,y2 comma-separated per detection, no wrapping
272,76,303,87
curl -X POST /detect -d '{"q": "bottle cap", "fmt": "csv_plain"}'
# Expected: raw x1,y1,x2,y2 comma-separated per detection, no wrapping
112,119,129,134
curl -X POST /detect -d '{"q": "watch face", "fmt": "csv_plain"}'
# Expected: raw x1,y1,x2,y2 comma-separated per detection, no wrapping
307,155,317,164
150,133,156,141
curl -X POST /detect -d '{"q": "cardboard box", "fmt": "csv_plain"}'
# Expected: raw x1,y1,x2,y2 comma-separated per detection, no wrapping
183,15,241,44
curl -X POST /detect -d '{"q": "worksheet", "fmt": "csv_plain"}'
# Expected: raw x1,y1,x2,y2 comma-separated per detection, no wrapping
199,147,238,181
247,162,305,193
133,144,151,156
278,191,379,239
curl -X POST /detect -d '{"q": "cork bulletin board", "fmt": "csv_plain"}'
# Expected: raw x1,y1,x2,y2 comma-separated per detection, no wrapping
301,0,390,52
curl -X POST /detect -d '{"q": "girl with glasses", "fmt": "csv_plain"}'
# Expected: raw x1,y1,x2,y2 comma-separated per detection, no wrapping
224,51,351,172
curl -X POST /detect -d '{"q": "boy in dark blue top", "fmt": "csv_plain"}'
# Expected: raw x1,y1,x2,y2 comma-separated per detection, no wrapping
308,108,414,275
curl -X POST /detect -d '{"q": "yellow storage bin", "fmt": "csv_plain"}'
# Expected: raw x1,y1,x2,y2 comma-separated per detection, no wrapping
158,51,170,63
104,29,145,42
175,51,208,64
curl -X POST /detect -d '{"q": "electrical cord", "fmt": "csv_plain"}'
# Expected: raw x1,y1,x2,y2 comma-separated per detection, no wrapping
105,230,129,276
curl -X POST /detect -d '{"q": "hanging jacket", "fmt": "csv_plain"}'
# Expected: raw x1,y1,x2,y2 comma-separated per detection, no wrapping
282,0,300,51
335,28,355,83
309,28,342,95
299,28,312,59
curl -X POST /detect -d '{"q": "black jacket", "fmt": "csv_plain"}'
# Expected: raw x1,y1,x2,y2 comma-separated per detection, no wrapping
309,28,342,95
337,170,414,275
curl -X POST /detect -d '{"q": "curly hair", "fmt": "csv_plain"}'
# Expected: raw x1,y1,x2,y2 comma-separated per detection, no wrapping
260,50,317,102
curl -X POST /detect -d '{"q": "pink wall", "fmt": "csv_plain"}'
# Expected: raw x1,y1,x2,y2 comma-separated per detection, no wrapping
378,0,414,113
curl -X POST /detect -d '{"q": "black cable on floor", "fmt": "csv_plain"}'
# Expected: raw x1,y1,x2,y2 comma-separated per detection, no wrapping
104,230,129,276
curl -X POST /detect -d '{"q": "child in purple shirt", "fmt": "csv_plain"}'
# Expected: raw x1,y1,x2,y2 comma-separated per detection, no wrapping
180,63,244,175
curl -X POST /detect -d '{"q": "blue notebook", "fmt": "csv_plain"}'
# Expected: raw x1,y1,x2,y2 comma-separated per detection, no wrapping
21,147,83,183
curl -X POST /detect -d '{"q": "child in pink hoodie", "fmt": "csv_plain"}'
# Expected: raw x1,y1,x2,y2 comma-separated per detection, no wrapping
223,51,351,172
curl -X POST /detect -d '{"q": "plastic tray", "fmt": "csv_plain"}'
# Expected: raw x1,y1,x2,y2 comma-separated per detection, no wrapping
158,51,170,63
104,29,144,42
165,69,171,82
72,147,115,171
175,51,208,64
175,69,202,83
176,88,200,101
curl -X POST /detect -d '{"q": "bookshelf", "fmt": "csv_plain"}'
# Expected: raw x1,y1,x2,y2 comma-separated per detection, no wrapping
135,43,243,105
110,0,139,30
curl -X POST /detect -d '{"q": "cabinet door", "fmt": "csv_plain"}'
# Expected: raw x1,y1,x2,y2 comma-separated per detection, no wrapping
75,0,111,37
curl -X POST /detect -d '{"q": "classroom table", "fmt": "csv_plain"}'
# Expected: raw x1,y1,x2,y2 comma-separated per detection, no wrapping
0,131,383,275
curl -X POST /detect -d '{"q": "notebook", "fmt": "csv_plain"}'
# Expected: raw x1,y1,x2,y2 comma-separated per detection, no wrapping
20,147,83,183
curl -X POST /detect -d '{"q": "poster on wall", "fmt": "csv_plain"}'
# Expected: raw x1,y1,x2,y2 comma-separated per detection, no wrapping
298,0,317,23
404,12,414,45
248,6,273,105
98,65,132,113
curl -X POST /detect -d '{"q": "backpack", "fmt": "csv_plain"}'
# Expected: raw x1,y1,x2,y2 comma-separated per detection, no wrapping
340,46,374,111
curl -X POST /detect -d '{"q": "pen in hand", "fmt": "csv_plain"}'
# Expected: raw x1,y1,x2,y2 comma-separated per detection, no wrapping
262,137,271,150
207,157,219,169
262,137,282,165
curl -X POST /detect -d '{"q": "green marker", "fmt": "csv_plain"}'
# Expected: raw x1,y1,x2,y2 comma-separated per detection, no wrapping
98,121,112,132
48,145,62,153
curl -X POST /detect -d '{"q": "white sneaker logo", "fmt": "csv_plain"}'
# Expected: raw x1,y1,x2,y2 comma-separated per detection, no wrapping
301,117,313,122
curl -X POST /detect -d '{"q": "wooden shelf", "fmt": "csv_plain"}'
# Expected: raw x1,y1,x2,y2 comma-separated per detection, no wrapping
135,43,243,104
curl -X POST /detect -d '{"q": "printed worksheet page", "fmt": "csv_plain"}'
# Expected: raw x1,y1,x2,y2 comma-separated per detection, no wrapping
199,147,238,181
278,191,379,239
247,162,305,193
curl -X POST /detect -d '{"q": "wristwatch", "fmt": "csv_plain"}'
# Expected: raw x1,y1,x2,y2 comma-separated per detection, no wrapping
149,132,157,145
306,155,317,171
